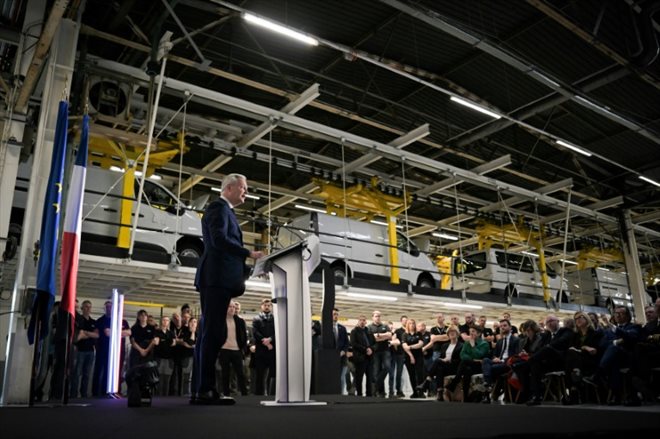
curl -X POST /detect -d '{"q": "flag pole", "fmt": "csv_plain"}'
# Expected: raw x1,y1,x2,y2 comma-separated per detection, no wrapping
28,299,44,406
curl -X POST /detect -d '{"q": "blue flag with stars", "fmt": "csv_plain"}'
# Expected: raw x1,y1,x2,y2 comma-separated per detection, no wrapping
27,100,68,345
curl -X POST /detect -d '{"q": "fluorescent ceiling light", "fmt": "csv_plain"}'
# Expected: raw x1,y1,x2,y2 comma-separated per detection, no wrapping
432,232,459,241
246,194,261,200
211,187,222,193
149,174,162,180
370,220,402,229
522,251,539,257
135,171,143,177
596,267,610,272
450,96,501,119
243,13,319,46
109,166,124,173
245,279,272,289
639,175,660,187
555,140,592,157
437,301,483,310
295,204,326,214
344,292,398,302
560,259,578,265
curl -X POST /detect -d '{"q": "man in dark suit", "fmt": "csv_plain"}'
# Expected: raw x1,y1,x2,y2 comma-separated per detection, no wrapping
481,318,520,396
332,308,350,394
525,314,574,405
192,173,263,405
349,315,374,396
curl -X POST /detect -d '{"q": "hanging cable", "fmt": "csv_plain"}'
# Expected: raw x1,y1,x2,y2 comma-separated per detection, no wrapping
340,137,349,285
401,157,410,253
172,98,188,264
452,181,466,299
267,119,274,253
558,187,573,304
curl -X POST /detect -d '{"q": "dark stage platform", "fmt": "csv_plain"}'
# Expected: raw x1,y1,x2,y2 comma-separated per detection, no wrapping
1,395,659,438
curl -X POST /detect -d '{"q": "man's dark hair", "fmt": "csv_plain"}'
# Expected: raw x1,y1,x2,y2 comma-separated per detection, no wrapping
469,325,483,335
499,319,511,327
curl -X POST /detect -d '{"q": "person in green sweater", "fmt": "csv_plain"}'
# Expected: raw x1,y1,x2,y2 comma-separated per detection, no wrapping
445,326,490,400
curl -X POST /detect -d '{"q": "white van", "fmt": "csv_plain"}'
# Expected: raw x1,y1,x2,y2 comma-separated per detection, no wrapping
277,212,441,288
445,249,568,302
12,161,204,259
565,268,634,311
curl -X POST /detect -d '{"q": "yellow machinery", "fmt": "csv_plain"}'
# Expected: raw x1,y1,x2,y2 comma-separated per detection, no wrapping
576,247,623,270
435,252,454,290
475,217,553,303
646,263,660,288
313,177,411,284
86,129,188,248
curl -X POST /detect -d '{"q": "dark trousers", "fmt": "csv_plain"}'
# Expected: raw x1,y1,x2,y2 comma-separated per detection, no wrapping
389,354,405,394
92,348,108,396
428,359,458,389
193,286,232,395
219,349,247,396
353,357,373,396
405,354,425,392
482,358,511,386
528,346,564,398
597,344,631,394
255,350,276,395
371,350,391,394
447,359,482,396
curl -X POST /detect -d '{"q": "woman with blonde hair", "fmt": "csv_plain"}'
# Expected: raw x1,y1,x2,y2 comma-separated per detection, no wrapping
417,325,463,400
563,312,602,404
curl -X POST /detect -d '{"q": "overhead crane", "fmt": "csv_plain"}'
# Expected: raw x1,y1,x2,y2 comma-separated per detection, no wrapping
313,177,411,285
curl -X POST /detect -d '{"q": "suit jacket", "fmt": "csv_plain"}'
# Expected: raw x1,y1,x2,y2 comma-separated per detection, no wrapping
439,340,463,364
642,319,660,338
543,327,574,352
335,323,349,352
601,322,642,350
233,315,248,351
350,326,374,363
195,198,250,296
493,334,520,359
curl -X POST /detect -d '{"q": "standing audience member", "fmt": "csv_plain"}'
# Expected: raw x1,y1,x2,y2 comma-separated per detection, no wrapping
181,317,198,396
368,311,392,398
253,299,276,395
389,315,407,398
70,300,98,398
219,302,248,396
154,316,175,396
129,309,157,368
332,308,350,395
402,319,425,398
170,312,188,396
349,315,374,396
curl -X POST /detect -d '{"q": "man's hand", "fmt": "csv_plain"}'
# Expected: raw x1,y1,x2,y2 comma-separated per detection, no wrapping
366,347,373,356
250,250,264,259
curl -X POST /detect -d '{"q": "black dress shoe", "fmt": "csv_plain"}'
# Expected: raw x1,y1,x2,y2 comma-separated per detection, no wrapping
191,391,236,406
526,397,542,406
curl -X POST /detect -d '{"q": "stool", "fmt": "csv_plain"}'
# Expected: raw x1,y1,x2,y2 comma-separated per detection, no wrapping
543,371,566,402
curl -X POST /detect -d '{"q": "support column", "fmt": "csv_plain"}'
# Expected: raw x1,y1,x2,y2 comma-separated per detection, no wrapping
619,209,649,323
1,18,80,405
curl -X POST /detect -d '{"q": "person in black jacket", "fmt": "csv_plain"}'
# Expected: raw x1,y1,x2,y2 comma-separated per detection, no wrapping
219,302,248,396
349,315,374,396
563,312,602,404
481,319,520,397
252,298,276,395
416,325,463,400
525,314,574,405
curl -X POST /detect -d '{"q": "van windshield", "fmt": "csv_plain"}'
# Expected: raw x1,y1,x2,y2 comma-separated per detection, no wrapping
138,180,177,209
495,252,535,273
455,252,487,274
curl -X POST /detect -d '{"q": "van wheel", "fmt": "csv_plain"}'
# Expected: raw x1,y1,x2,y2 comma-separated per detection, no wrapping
417,274,434,289
177,240,204,259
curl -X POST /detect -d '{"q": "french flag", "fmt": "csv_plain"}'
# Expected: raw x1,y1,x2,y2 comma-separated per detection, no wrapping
60,114,89,325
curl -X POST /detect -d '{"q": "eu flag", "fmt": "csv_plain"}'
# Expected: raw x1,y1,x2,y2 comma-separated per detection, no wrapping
27,100,68,345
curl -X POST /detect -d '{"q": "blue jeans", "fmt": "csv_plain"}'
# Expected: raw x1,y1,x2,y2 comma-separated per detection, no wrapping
389,354,405,393
71,350,95,398
372,350,391,394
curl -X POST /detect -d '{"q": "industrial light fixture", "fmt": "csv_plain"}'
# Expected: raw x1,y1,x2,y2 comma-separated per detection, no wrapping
559,259,578,265
437,301,483,310
432,232,459,241
344,292,398,302
294,204,326,214
555,139,592,157
243,13,319,46
245,279,272,289
639,175,660,187
109,166,124,173
246,194,261,200
370,220,403,229
596,267,610,272
149,174,162,180
211,187,222,193
522,251,539,257
450,96,501,119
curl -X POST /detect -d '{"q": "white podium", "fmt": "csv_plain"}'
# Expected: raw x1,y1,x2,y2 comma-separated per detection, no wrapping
253,235,326,406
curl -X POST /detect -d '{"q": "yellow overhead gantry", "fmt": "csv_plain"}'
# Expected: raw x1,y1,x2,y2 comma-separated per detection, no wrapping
313,177,411,284
475,217,553,303
86,130,189,249
576,247,624,270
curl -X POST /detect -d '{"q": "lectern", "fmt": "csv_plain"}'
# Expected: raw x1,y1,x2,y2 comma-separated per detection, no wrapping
253,235,326,406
